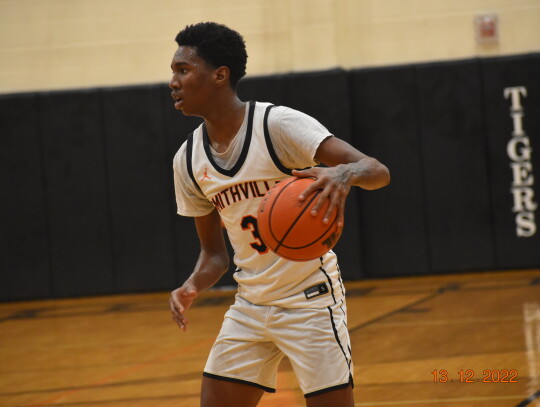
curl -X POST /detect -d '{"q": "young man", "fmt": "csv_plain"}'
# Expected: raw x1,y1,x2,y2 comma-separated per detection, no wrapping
169,22,390,407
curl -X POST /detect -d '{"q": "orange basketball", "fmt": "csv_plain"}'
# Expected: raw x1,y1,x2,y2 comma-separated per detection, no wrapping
257,177,342,261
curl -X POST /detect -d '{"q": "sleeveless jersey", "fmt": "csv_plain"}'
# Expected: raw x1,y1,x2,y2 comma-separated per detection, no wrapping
180,101,344,308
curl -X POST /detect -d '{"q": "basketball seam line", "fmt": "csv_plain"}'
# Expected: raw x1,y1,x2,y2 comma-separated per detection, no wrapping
266,178,296,245
274,182,320,252
268,179,298,242
272,202,340,251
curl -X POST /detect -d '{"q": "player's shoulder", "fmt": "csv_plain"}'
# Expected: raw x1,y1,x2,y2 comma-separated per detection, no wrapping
172,141,187,172
252,102,295,124
264,104,319,130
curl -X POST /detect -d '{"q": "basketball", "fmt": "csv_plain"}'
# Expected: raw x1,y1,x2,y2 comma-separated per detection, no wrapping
257,177,342,261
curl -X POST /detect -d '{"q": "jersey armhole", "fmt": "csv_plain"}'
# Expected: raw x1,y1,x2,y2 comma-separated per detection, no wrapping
263,105,293,176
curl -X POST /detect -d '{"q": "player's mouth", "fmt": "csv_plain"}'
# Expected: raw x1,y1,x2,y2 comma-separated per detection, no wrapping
171,93,183,109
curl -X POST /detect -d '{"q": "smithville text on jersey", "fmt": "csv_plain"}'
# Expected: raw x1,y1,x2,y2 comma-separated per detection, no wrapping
210,180,280,212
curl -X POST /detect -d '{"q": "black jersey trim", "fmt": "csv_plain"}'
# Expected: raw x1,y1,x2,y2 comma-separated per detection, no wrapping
203,372,276,393
185,131,203,195
263,105,292,176
202,100,255,177
304,378,353,398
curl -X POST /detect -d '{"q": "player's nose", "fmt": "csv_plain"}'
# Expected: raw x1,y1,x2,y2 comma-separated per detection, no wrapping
169,74,180,90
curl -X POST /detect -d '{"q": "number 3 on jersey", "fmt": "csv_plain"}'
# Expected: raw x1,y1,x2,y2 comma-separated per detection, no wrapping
241,215,268,254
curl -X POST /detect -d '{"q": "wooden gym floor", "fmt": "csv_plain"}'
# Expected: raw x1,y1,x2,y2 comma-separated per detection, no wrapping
1,269,539,407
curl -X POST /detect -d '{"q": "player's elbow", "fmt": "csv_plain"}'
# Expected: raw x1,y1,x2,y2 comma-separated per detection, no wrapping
217,252,230,274
377,164,391,188
199,246,230,276
207,250,229,274
363,162,390,190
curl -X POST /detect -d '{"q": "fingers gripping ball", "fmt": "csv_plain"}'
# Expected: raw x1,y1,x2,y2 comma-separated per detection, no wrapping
257,177,342,261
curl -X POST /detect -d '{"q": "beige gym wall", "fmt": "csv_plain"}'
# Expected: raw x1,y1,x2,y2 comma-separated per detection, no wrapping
1,0,539,94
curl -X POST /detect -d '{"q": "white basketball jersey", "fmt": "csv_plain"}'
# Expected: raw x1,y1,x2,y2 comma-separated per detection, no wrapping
184,101,344,308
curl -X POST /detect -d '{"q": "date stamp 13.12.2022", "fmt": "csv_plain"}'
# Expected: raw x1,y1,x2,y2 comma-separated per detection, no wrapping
432,369,519,383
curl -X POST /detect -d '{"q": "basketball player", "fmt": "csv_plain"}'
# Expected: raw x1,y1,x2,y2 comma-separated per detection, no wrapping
169,22,390,407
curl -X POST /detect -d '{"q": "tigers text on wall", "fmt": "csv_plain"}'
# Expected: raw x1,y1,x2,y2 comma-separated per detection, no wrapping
504,86,537,237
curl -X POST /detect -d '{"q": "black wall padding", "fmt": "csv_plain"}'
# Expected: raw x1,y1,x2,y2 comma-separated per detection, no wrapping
100,85,177,292
37,90,115,297
350,66,430,277
281,69,353,144
0,94,51,300
237,74,283,105
415,60,497,272
331,195,363,281
280,69,361,280
481,54,540,268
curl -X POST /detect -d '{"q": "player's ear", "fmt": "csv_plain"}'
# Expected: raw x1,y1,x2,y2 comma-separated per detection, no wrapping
214,66,230,87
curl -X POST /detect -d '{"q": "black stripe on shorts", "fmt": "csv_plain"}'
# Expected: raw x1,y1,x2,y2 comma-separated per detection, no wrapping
328,305,351,370
203,372,276,393
304,375,354,398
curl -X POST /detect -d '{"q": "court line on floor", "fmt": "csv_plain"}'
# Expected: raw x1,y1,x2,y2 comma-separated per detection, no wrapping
516,389,540,407
18,393,198,407
523,303,540,406
0,373,198,397
348,289,444,333
25,338,214,407
348,277,540,333
373,315,522,327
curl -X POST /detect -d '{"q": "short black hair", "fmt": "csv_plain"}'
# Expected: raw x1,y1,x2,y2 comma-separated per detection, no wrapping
175,22,247,88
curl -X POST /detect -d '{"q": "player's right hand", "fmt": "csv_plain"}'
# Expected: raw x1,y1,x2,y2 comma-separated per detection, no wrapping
169,284,198,332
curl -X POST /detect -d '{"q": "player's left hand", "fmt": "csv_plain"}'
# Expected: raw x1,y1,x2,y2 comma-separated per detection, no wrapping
293,166,351,229
169,284,198,332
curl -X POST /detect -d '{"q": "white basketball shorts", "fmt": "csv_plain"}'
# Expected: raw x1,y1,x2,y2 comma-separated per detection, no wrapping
203,295,354,397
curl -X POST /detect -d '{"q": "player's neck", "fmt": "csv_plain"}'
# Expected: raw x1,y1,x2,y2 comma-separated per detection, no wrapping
204,96,246,153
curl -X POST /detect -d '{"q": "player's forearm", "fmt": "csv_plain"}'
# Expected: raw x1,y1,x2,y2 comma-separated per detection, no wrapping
337,157,390,190
185,250,230,293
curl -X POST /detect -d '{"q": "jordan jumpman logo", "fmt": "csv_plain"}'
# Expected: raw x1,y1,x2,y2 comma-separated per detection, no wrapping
200,168,212,182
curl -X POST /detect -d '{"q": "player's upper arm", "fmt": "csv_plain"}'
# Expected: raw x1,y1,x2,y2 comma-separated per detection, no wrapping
314,136,366,167
194,209,229,262
315,136,391,189
268,106,331,169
